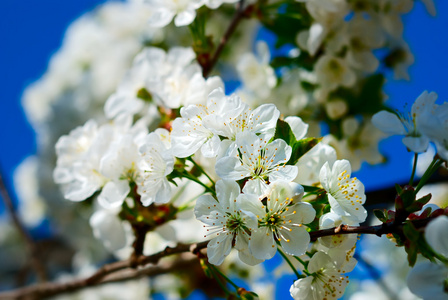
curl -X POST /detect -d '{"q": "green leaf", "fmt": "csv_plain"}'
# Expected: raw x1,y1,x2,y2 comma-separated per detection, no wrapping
290,137,321,165
373,209,387,223
403,221,420,242
273,119,321,165
260,2,312,48
405,241,418,267
302,185,322,193
395,184,403,195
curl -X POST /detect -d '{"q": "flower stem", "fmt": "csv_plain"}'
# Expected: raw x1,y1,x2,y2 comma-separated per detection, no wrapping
187,156,215,186
208,265,232,295
278,248,303,279
409,153,418,186
181,172,216,195
415,158,443,194
209,264,239,290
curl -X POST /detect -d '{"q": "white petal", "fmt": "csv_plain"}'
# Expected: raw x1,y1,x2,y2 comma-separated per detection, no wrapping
201,134,221,157
285,116,309,140
290,277,313,300
269,165,298,183
174,10,196,27
238,248,265,266
425,215,448,258
207,234,233,265
90,210,127,252
308,23,325,56
407,262,448,300
289,202,316,225
238,193,266,221
98,180,130,209
148,9,175,28
280,226,310,257
249,227,277,260
402,136,430,153
216,180,240,213
194,194,221,225
242,178,268,197
372,111,406,135
65,180,99,202
215,156,249,180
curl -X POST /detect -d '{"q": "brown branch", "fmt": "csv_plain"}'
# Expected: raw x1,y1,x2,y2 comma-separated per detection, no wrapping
202,0,252,77
0,241,208,300
0,165,47,283
1,215,441,300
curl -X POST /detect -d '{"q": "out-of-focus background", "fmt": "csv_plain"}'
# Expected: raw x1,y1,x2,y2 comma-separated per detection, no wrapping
1,0,447,195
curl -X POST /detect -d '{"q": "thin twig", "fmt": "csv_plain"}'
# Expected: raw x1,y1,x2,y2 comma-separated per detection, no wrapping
202,0,252,77
0,165,47,282
0,216,441,300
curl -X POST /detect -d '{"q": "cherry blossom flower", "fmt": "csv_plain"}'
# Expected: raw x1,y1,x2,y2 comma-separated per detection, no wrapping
315,54,356,92
372,91,438,153
170,88,245,158
137,132,174,206
239,181,315,260
216,132,298,196
194,180,260,265
319,159,367,224
290,251,353,300
202,90,280,144
237,41,277,99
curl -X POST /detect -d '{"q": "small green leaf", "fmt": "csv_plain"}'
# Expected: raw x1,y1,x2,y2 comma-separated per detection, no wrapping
403,221,420,242
395,184,403,195
273,119,321,165
373,209,387,223
405,241,418,267
290,137,321,165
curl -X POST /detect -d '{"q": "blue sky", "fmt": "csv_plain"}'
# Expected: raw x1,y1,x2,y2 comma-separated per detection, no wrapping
0,0,447,198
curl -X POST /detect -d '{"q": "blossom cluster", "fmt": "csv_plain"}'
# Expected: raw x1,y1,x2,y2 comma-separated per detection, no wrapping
52,41,369,296
10,0,445,299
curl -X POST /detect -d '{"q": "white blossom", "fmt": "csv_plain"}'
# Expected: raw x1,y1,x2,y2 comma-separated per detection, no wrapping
170,88,245,158
216,132,298,196
194,180,260,265
315,54,356,92
290,251,350,300
137,132,175,206
237,41,277,99
294,142,337,186
239,181,315,260
319,159,367,224
372,91,438,153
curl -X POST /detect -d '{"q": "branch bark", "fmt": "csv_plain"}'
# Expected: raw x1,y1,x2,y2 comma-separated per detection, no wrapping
202,0,252,77
0,216,439,300
0,165,47,283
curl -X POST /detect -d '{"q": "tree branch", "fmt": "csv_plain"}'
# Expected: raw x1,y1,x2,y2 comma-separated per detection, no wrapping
202,0,252,77
1,216,441,300
0,165,47,283
0,241,208,300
